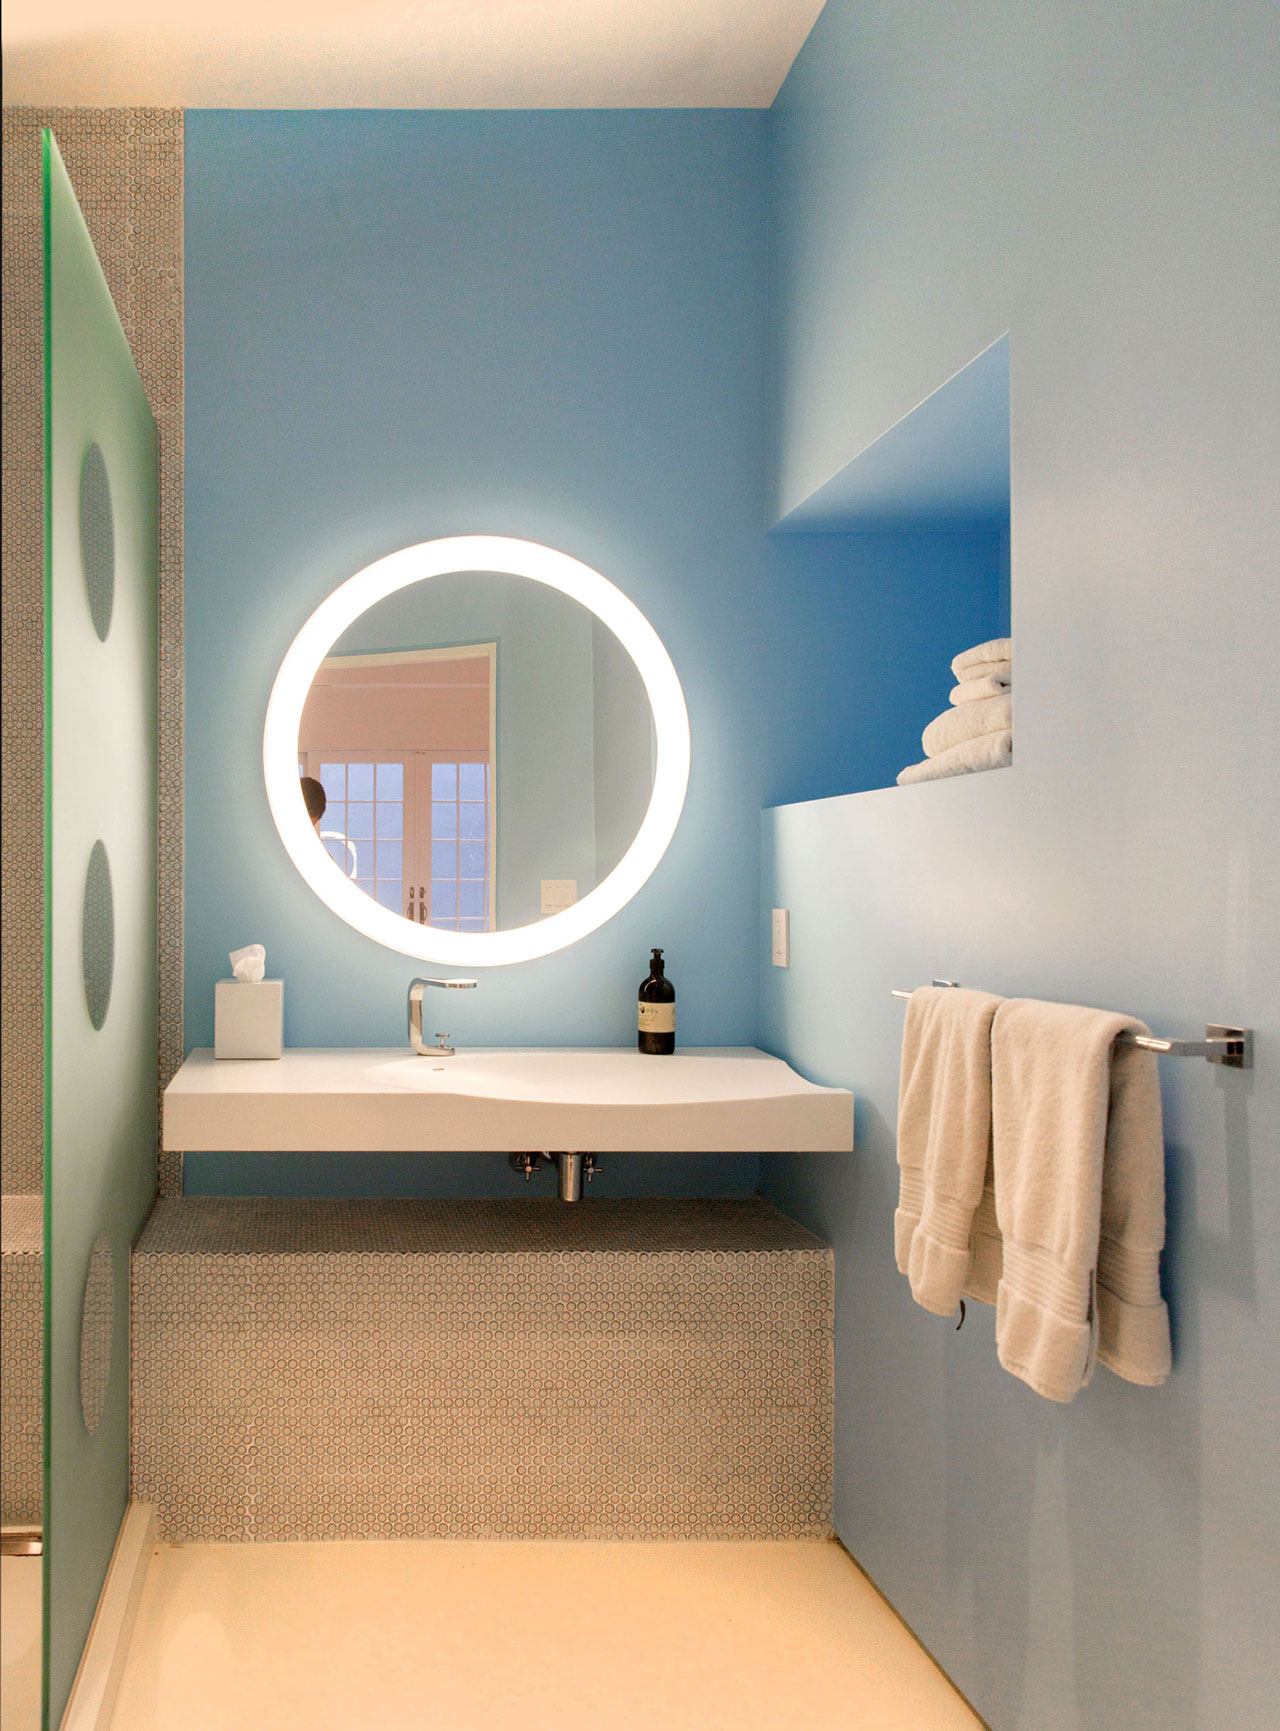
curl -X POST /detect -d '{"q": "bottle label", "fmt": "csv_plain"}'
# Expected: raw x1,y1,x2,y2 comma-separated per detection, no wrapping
639,1002,675,1034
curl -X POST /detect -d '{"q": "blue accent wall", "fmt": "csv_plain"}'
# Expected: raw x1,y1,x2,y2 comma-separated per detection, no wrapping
183,109,781,1067
761,4,1280,1728
183,110,763,1195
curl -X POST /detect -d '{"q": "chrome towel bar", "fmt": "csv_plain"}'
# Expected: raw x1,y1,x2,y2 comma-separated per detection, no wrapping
890,986,1253,1069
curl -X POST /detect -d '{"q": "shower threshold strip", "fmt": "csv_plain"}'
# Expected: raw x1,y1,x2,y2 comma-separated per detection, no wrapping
1,1525,42,1556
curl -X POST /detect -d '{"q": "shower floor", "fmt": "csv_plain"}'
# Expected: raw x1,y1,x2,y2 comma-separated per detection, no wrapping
108,1537,983,1730
0,1555,41,1731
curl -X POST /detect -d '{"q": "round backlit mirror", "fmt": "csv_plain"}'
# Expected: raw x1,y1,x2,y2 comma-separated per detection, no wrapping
265,538,689,965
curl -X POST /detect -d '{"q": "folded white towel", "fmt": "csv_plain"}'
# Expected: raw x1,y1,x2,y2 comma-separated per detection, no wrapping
951,637,1012,680
897,729,1012,785
990,999,1171,1403
896,986,1003,1316
923,693,1012,758
950,666,1011,704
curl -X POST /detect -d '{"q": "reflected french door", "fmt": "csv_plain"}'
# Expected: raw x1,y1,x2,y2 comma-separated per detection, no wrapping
300,749,493,929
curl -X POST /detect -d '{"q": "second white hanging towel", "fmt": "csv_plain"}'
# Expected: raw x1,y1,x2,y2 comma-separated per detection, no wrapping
990,998,1172,1403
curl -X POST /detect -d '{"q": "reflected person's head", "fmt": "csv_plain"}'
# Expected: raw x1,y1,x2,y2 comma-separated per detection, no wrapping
300,775,327,829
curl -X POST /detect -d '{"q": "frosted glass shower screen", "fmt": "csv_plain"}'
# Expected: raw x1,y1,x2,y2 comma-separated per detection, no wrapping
43,131,158,1730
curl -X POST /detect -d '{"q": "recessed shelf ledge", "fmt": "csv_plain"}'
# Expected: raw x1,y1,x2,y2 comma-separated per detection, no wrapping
163,1047,855,1155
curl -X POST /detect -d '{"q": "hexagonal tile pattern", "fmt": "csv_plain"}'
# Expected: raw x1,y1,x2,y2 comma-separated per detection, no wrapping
131,1197,834,1543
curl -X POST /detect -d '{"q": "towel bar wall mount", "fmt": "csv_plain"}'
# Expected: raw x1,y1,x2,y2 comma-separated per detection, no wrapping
890,985,1253,1069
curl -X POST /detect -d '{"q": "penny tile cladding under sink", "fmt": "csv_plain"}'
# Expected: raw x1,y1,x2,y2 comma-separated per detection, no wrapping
131,1197,833,1542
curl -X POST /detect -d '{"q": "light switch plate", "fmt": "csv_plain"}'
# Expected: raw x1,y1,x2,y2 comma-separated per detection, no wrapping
540,879,577,914
771,908,790,967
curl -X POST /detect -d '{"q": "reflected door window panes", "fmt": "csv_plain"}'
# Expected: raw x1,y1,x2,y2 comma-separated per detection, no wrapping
303,756,411,915
298,644,495,929
300,751,492,928
429,760,491,931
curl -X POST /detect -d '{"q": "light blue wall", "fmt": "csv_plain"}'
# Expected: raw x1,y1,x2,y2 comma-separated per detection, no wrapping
183,110,771,1195
183,108,789,1065
761,4,1279,1729
183,112,1008,1195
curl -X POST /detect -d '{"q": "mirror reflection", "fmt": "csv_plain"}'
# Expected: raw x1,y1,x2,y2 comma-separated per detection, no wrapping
297,572,655,933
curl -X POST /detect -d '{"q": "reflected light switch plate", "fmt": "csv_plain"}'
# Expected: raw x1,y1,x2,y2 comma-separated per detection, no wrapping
541,880,577,914
771,909,790,968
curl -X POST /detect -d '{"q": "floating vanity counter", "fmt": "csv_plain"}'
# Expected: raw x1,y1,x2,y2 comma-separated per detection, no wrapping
163,1047,853,1154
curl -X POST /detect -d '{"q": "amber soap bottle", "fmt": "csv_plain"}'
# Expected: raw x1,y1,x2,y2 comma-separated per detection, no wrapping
638,948,675,1055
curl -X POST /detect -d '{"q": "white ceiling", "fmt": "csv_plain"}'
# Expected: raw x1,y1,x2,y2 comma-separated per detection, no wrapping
2,0,826,109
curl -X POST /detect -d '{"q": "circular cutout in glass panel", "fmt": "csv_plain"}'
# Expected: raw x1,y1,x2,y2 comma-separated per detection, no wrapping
80,1233,114,1436
79,442,115,642
82,840,115,1030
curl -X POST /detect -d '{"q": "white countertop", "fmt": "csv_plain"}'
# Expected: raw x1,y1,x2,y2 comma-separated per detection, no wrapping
163,1047,854,1154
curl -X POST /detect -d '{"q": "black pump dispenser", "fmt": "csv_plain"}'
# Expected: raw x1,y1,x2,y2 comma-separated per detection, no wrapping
638,948,675,1055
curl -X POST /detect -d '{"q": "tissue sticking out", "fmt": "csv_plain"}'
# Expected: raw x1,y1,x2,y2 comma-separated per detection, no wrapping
229,944,266,983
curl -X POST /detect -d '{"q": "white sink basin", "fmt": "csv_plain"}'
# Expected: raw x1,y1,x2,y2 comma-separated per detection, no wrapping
164,1047,853,1154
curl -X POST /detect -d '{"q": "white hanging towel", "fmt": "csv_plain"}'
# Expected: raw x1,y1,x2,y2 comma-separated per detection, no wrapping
895,985,1003,1315
990,999,1172,1403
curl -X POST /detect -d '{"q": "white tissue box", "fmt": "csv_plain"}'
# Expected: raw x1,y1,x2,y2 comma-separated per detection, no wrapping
215,979,283,1060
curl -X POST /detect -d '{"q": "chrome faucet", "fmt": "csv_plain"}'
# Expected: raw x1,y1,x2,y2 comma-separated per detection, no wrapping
408,976,478,1055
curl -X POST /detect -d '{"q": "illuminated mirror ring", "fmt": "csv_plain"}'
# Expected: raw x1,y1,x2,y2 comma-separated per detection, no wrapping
265,536,690,965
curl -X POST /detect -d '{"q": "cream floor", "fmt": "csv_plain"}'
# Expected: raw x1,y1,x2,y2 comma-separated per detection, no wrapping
109,1538,984,1731
1,1554,42,1731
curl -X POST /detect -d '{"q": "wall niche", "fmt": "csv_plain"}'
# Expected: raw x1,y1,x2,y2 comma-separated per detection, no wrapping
768,334,1011,799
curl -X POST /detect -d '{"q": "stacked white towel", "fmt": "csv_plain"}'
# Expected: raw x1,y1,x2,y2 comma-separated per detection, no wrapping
897,637,1013,785
949,637,1013,703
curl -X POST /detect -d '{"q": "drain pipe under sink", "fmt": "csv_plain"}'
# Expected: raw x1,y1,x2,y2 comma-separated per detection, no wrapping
508,1152,600,1200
